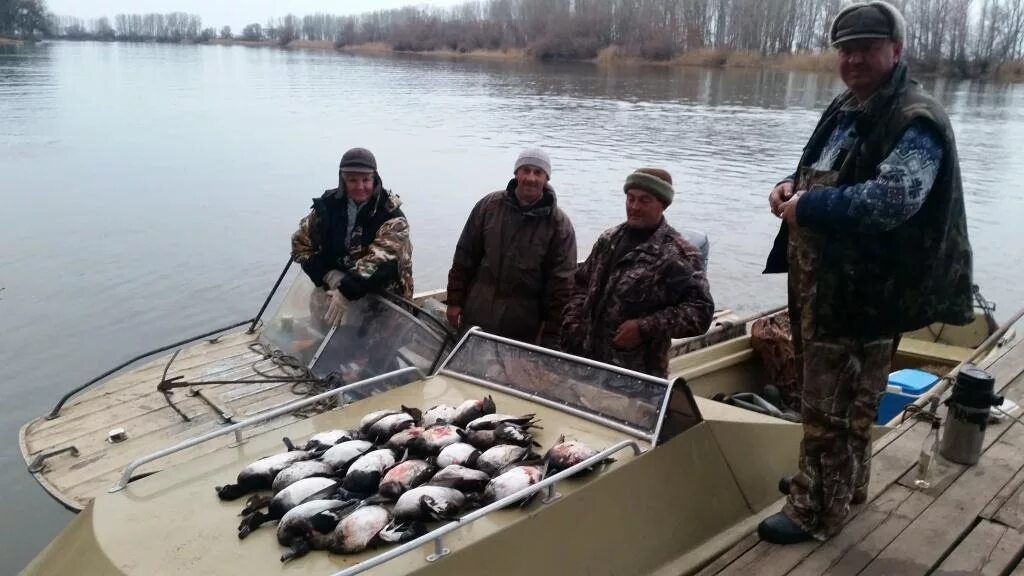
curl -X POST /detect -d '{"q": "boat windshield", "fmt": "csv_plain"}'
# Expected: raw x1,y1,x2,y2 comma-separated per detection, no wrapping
309,294,452,387
258,274,330,366
260,276,453,385
442,331,675,438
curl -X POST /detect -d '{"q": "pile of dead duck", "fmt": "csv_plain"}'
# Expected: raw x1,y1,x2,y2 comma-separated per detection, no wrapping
214,396,612,562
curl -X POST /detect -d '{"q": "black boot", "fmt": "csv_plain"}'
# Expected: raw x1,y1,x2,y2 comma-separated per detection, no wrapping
757,512,814,545
778,475,792,496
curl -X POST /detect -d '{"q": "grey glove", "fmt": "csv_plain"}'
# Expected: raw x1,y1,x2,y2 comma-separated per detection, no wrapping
324,289,349,327
323,269,344,290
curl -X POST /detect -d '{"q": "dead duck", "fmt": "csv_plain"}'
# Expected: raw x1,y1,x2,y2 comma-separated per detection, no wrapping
408,422,465,456
238,477,339,539
545,435,611,475
277,499,355,562
378,458,437,499
484,464,545,504
427,465,491,493
358,406,421,437
318,440,373,472
452,396,497,428
301,429,356,452
465,413,540,431
271,460,336,494
215,442,311,501
477,444,535,477
421,404,457,426
305,505,422,554
341,449,397,495
436,442,480,468
394,485,471,522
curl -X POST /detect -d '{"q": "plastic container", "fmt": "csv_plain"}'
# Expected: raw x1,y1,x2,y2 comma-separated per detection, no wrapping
876,369,941,424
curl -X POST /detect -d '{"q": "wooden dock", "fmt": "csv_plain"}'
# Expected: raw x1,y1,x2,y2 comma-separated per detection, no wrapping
694,336,1024,576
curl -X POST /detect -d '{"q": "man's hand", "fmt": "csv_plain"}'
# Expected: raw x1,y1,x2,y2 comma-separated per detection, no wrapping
769,181,795,217
323,269,344,290
446,305,462,329
324,289,348,326
779,191,803,228
613,319,643,350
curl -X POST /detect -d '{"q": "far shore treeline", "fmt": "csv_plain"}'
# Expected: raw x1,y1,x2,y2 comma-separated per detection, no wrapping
4,0,1024,78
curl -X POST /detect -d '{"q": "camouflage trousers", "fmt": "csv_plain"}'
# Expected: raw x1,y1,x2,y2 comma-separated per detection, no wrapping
783,166,897,538
782,336,895,539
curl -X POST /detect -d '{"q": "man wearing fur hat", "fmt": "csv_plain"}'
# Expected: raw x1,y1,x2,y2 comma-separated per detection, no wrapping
759,1,973,544
446,148,577,348
561,168,714,378
291,147,413,327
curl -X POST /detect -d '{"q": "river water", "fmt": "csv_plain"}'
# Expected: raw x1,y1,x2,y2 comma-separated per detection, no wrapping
1,40,1022,571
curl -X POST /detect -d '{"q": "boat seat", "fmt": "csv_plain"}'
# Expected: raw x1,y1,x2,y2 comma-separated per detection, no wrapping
680,228,710,271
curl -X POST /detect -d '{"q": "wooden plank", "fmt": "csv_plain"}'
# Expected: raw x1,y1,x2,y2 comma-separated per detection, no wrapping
981,526,1024,576
715,539,820,576
787,485,924,576
983,465,1024,523
932,520,1007,576
895,346,1024,498
28,348,266,437
860,424,1024,576
995,478,1024,531
693,532,760,576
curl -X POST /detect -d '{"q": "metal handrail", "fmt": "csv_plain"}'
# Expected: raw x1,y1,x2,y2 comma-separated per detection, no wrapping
109,367,421,492
330,439,645,576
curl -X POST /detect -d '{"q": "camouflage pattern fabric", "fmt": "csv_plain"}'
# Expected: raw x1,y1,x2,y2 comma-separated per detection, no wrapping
562,219,714,378
783,167,896,538
749,311,801,411
782,336,894,539
291,187,413,300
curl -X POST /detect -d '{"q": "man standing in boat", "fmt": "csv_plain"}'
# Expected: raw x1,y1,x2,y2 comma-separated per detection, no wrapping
446,148,577,348
561,168,714,379
291,147,413,328
760,1,973,544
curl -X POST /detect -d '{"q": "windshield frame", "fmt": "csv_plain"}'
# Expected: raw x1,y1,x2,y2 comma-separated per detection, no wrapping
436,327,692,446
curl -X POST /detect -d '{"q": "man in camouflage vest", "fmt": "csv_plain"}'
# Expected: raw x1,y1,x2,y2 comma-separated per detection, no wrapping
759,1,973,544
291,147,413,328
562,168,714,378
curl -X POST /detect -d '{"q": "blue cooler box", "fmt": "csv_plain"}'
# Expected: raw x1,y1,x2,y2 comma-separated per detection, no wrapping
876,369,940,424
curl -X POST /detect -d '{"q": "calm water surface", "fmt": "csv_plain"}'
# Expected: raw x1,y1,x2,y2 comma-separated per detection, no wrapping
1,41,1023,571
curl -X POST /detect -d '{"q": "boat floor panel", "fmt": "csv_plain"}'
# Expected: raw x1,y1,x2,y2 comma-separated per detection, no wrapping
693,337,1024,576
20,328,319,510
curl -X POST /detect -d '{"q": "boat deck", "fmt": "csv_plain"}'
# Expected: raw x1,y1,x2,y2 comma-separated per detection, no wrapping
693,337,1024,576
19,330,314,511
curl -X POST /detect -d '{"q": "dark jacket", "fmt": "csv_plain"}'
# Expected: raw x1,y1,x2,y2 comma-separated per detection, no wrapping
447,179,577,346
291,176,413,300
765,62,973,338
562,219,715,378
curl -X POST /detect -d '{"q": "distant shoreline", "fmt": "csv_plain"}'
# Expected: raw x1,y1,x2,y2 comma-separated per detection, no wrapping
0,36,24,46
25,37,1024,80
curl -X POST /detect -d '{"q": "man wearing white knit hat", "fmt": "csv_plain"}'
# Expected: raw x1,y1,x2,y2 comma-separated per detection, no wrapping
446,148,577,348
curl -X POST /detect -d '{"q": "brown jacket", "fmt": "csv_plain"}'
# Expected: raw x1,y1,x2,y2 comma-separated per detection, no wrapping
447,180,577,347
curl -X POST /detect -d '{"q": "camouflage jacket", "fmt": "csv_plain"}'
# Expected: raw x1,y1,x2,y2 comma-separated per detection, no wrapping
562,219,714,378
447,180,577,347
765,61,973,338
291,179,413,300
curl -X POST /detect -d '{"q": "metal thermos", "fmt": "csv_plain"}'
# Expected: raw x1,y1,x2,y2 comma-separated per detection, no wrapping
940,366,1002,465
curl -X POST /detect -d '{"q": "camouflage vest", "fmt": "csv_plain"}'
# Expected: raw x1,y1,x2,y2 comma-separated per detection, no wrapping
765,62,973,338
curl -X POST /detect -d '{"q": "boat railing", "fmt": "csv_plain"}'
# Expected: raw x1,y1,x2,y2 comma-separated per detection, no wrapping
109,366,422,493
330,439,646,576
437,328,682,447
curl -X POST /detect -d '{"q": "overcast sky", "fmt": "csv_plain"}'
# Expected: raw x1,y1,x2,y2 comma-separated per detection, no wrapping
47,1,466,31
